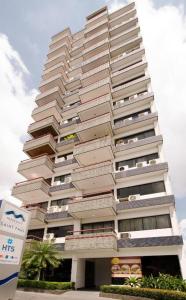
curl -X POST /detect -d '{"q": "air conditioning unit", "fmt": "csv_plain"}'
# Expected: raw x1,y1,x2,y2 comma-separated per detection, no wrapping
138,111,149,117
125,117,133,121
63,120,68,124
149,159,158,165
118,165,128,172
128,194,140,201
136,161,147,168
116,139,125,146
128,138,138,144
120,232,131,239
49,206,60,213
60,205,68,212
65,177,71,183
53,181,61,186
129,94,137,101
44,233,54,240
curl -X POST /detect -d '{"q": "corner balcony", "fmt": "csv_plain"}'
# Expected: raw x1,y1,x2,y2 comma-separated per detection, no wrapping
32,100,62,122
74,136,114,166
79,78,111,103
26,207,46,226
59,118,80,135
18,155,53,180
62,101,81,118
82,38,109,61
72,161,115,192
111,75,150,99
115,135,163,158
110,4,136,27
115,161,168,183
44,52,68,70
12,178,50,204
77,94,111,122
42,62,68,81
113,112,158,135
76,113,112,142
68,193,116,219
113,92,154,116
111,46,145,73
110,26,140,48
111,61,147,86
81,63,110,88
50,28,72,48
49,182,75,196
39,74,65,94
28,116,59,138
84,18,108,39
36,87,64,107
23,134,56,158
47,44,70,60
110,16,138,38
65,229,117,252
110,36,142,60
86,9,108,28
54,157,77,173
82,49,110,73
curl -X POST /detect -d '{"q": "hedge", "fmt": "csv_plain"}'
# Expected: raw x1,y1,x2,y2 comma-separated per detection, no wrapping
18,279,74,290
100,285,186,300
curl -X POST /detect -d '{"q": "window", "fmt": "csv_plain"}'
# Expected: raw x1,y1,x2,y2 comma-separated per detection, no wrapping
112,74,145,89
118,214,171,232
54,174,71,184
27,228,44,239
82,221,114,234
51,198,70,206
115,129,155,145
57,152,73,162
47,225,73,237
116,153,158,170
117,181,165,200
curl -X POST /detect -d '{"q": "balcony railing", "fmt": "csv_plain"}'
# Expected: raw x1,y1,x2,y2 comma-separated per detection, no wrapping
65,228,117,251
32,100,62,122
23,134,56,157
28,116,59,138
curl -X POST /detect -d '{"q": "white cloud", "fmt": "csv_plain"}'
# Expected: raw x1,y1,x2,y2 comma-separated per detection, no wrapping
107,0,186,200
0,34,37,206
180,219,186,240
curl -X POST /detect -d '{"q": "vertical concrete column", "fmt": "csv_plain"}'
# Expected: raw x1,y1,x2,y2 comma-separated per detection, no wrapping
169,205,180,235
178,248,186,279
73,219,81,235
164,173,172,195
71,256,85,289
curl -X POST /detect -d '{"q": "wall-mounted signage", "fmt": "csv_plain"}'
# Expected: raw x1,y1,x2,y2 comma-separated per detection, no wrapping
111,257,142,278
0,201,29,237
0,234,23,265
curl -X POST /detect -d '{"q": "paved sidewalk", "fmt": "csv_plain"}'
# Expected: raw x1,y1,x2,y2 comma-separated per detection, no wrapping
15,290,111,300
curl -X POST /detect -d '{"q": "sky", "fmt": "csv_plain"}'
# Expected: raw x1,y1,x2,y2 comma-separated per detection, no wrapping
0,0,186,238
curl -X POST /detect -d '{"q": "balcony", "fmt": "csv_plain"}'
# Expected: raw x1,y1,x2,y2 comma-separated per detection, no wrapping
68,193,116,219
42,62,68,81
28,116,59,138
84,28,109,49
65,76,81,92
47,44,70,60
77,94,111,122
111,46,145,72
115,162,168,183
59,118,80,134
23,134,56,158
110,16,138,37
82,38,109,61
56,136,79,152
111,61,147,86
113,92,154,116
86,8,108,28
50,28,72,48
27,207,46,226
72,161,115,192
115,135,163,158
82,50,110,73
12,178,50,204
36,87,64,107
63,89,79,105
84,19,108,39
39,74,65,94
110,26,140,48
54,158,77,172
49,34,72,51
49,182,75,195
110,5,136,28
79,78,111,103
62,102,80,118
32,100,62,122
65,229,117,252
81,63,110,88
44,52,69,70
76,113,112,142
74,136,114,166
111,75,150,99
113,112,158,135
18,155,53,180
110,36,142,60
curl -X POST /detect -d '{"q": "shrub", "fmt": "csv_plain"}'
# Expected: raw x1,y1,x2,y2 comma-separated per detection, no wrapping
100,285,186,300
125,277,141,288
140,274,186,292
18,279,73,290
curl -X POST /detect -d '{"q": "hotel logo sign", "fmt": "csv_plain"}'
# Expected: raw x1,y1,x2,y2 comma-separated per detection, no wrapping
0,234,23,265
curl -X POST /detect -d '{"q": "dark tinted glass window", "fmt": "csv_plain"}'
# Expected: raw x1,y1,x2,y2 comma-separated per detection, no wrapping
82,221,114,234
117,181,165,200
27,228,44,239
114,108,151,125
118,214,171,232
47,225,73,237
115,129,155,145
51,198,70,206
116,153,158,169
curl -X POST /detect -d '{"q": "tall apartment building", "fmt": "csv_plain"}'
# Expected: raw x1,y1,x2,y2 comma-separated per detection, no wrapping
12,2,185,288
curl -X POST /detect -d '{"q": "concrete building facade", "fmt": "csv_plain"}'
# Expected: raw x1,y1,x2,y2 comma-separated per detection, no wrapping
12,2,186,288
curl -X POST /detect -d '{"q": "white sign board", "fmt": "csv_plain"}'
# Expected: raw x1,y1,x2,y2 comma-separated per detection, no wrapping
0,201,29,237
0,234,24,265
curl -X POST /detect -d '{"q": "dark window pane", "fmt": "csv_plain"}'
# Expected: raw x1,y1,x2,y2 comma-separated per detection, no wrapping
156,215,171,229
143,216,156,230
